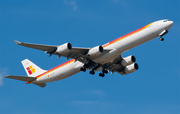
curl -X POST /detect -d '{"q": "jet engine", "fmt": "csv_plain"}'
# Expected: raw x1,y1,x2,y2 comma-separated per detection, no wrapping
56,43,72,54
87,46,104,57
121,55,136,66
123,63,139,74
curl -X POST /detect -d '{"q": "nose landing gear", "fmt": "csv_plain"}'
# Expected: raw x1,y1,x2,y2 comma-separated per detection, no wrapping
160,37,164,41
159,30,168,41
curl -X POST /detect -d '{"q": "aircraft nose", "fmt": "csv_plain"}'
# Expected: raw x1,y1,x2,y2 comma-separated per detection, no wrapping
169,21,174,26
166,21,174,30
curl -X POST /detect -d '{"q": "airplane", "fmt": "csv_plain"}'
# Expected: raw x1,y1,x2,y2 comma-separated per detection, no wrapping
5,19,173,88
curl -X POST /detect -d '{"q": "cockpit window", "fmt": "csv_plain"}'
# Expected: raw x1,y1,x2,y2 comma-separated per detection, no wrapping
163,20,169,22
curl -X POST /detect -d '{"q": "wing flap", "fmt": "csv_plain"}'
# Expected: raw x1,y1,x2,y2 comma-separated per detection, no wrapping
5,75,37,82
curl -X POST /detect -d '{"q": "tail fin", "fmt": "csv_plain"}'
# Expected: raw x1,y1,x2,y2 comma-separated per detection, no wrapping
21,59,46,77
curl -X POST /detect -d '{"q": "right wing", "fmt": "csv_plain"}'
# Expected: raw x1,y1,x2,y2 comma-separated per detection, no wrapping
103,55,138,75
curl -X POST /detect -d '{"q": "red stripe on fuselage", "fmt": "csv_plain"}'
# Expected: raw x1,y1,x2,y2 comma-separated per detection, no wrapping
102,23,152,48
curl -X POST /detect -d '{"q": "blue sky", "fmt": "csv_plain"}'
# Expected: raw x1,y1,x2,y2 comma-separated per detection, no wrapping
0,0,180,114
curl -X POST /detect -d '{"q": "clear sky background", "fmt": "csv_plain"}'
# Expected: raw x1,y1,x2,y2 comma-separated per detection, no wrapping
0,0,180,114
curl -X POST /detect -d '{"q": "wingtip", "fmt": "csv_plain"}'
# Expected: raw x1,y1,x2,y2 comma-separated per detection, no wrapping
4,75,9,78
14,40,22,45
4,75,13,78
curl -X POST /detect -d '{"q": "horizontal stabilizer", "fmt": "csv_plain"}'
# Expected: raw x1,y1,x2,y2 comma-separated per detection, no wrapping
5,75,36,82
33,83,46,88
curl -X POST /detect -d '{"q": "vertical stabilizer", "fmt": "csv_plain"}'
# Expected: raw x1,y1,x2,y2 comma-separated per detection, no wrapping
21,59,46,77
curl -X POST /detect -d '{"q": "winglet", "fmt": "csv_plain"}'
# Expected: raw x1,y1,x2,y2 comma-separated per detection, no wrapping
14,40,22,45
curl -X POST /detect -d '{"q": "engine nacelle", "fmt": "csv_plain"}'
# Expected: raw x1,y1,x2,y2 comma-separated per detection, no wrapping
56,43,72,54
124,63,139,74
87,46,104,57
121,55,136,67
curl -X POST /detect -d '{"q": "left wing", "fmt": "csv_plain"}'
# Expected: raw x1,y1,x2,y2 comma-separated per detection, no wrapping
14,40,111,63
14,40,89,54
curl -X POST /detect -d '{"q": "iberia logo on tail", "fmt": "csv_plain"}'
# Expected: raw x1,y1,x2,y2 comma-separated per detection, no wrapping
26,66,35,75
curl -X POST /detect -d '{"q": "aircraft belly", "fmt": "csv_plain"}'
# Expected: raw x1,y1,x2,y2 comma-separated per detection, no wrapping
93,49,120,64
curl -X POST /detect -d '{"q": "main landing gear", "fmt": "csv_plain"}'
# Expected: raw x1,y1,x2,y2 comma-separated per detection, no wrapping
89,70,95,75
99,69,108,77
80,67,109,77
159,30,168,41
80,67,86,72
80,63,90,72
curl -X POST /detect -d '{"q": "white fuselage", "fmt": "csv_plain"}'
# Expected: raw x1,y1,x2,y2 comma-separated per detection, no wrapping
35,20,173,83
